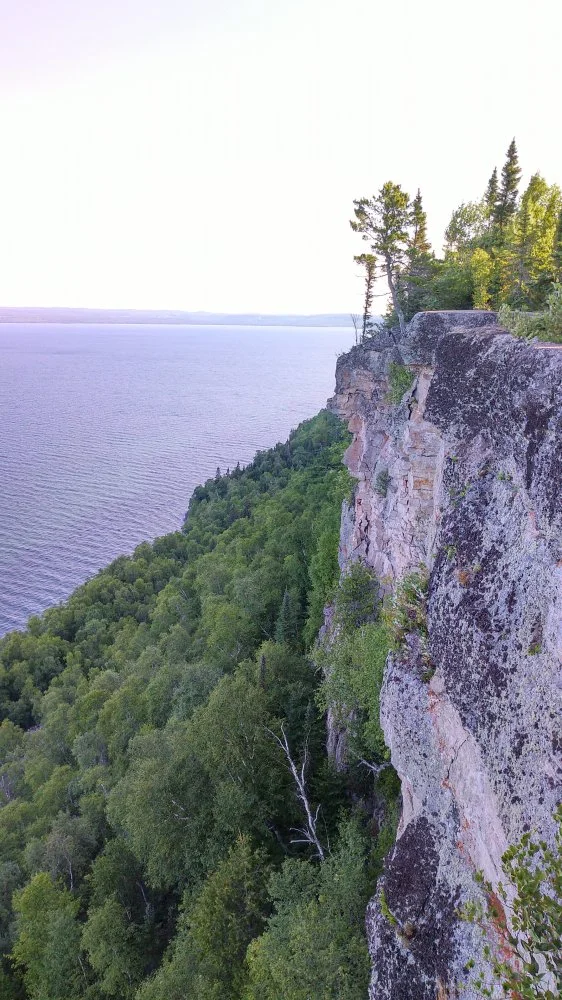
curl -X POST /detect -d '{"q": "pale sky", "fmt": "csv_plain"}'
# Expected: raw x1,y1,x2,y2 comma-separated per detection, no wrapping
0,0,560,313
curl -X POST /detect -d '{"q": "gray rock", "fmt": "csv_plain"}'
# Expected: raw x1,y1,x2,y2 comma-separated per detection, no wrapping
329,311,562,998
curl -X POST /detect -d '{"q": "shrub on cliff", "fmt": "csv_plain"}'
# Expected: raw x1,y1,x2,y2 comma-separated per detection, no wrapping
464,805,562,999
315,562,389,765
498,283,562,342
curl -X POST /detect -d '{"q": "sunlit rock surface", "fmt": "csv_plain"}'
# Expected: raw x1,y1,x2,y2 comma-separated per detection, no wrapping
329,312,562,999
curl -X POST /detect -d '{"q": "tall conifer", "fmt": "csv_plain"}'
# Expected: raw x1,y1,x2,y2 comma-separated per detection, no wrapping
351,182,411,335
494,139,522,233
484,167,499,221
404,190,434,318
354,254,377,341
554,207,562,282
410,189,431,255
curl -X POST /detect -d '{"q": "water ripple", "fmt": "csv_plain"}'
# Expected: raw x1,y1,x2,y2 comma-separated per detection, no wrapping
0,323,353,634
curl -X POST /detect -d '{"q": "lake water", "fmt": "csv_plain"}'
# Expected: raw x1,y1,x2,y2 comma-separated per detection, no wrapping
0,323,353,636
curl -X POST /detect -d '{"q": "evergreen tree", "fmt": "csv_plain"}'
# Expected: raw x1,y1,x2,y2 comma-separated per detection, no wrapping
484,167,499,222
353,253,377,341
410,189,431,255
554,207,562,282
494,138,522,233
403,189,434,318
507,175,561,308
274,589,301,647
351,182,411,336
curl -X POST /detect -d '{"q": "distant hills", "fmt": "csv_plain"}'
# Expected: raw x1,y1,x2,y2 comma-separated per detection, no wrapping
0,307,355,327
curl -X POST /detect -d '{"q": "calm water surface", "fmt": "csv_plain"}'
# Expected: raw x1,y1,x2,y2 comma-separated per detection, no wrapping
0,324,353,635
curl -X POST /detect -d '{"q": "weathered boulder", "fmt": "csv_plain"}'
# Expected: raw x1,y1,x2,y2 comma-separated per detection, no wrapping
329,312,562,998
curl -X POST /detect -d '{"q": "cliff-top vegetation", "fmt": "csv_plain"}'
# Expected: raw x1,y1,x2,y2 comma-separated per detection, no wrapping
351,139,562,338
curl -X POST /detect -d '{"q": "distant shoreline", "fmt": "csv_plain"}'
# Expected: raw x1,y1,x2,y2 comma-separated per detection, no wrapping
0,307,355,327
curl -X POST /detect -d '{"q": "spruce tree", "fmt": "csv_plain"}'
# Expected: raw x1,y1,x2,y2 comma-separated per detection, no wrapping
494,139,522,233
404,190,434,319
274,589,301,647
410,189,431,255
484,167,498,222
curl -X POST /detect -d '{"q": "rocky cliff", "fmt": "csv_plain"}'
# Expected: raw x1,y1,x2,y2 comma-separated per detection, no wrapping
328,312,562,998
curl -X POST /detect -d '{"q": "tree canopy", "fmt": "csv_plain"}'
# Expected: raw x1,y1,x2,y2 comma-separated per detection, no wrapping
352,140,562,336
0,410,397,1000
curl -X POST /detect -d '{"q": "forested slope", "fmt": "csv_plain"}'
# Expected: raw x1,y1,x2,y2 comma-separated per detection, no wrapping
0,410,395,1000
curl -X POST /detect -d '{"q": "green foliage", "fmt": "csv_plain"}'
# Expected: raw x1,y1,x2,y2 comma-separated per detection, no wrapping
381,570,429,651
374,468,391,497
498,283,562,342
332,561,379,634
1,410,388,1000
354,253,377,341
494,138,522,233
315,563,389,763
82,895,148,998
317,622,390,764
463,806,562,999
245,819,372,1000
378,886,398,927
303,492,351,648
386,362,415,404
351,182,413,334
351,142,562,327
11,873,84,1000
138,836,271,1000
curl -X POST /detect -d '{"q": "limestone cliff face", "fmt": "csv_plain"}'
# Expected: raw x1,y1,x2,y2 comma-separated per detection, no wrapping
329,312,562,999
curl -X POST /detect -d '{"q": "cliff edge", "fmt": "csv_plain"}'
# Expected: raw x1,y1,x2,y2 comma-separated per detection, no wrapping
329,312,562,998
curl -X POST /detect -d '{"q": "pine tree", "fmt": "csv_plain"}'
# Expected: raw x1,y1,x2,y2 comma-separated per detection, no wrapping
351,182,411,336
494,139,522,233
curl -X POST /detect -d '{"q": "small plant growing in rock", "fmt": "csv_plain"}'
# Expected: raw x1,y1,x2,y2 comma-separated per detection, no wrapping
528,642,542,656
386,362,415,404
379,886,399,927
382,570,429,650
456,568,472,587
445,544,457,561
462,806,562,999
374,469,391,497
449,482,470,505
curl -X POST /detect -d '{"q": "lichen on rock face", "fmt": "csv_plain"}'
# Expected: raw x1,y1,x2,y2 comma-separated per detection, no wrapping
329,311,562,999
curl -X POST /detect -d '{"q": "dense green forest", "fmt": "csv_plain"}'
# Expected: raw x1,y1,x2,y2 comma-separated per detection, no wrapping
0,411,397,1000
352,140,562,336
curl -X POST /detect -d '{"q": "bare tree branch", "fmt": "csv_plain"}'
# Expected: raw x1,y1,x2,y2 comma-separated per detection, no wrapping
266,724,325,861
